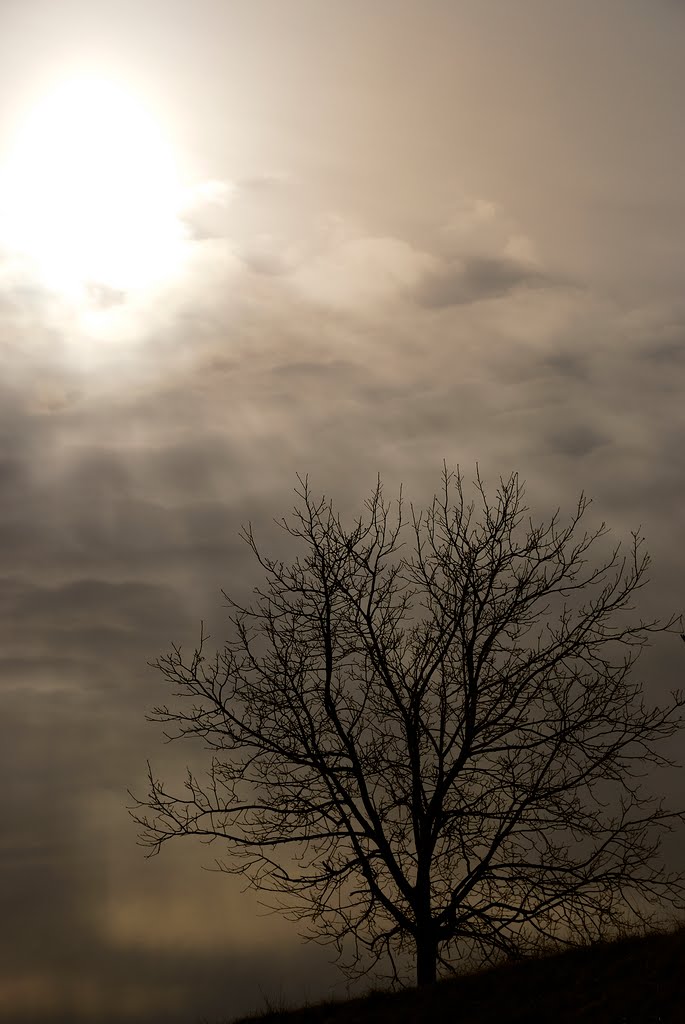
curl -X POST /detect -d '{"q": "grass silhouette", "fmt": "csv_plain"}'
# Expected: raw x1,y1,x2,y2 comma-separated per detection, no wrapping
220,924,685,1024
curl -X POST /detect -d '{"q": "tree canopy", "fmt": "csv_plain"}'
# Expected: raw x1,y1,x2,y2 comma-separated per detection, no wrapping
131,467,685,986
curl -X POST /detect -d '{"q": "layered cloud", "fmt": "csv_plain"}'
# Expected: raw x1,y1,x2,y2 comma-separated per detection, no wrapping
1,2,685,1018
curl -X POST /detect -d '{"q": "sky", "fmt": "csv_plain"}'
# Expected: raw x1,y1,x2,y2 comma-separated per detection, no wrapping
1,1,685,1020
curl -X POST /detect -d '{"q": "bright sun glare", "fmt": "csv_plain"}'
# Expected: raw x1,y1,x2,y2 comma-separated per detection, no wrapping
0,75,187,298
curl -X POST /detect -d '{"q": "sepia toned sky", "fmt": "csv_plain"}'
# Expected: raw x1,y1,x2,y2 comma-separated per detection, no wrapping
1,1,685,1020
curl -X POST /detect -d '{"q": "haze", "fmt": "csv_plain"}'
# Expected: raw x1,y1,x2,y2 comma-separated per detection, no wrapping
1,1,684,1021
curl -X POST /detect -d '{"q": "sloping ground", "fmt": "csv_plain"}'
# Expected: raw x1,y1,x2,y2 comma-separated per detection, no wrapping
226,925,685,1024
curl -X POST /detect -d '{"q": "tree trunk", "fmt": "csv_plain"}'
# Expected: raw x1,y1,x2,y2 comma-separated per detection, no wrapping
416,932,438,986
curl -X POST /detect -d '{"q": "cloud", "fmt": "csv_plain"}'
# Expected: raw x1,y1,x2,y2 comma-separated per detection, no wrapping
544,423,609,458
405,193,562,308
291,234,436,308
174,172,439,307
414,254,548,307
167,176,556,313
178,178,235,241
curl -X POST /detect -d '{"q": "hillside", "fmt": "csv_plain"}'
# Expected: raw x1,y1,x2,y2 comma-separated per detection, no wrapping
225,926,685,1024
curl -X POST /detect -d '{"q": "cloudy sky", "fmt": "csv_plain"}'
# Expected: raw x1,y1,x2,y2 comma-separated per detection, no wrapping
1,1,684,1020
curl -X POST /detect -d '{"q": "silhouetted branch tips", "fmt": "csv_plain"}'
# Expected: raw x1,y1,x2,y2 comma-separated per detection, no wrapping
131,465,685,987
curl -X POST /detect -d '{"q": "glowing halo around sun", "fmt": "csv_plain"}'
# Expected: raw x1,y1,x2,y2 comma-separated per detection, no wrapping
0,74,188,299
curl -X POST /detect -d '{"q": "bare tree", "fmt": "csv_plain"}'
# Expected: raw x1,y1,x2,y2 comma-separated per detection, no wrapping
131,467,685,987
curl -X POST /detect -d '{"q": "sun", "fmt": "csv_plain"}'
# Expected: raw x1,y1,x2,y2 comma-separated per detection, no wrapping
0,74,188,298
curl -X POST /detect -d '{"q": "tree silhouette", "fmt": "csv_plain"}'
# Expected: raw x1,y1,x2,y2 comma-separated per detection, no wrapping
131,467,685,987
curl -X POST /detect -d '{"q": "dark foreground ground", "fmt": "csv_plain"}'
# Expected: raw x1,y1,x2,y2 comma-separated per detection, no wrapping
223,925,685,1024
